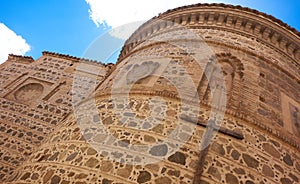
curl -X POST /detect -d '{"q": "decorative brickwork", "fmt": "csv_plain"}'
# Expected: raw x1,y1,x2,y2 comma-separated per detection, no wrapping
0,3,299,184
0,52,111,181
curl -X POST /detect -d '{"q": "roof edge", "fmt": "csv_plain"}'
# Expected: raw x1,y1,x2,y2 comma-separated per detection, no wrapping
118,3,300,63
161,3,299,37
41,51,112,66
8,54,34,62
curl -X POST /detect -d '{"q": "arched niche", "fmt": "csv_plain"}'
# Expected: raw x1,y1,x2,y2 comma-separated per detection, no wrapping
14,83,44,104
197,53,244,107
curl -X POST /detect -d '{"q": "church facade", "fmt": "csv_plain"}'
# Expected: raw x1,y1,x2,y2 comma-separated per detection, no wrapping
0,4,299,184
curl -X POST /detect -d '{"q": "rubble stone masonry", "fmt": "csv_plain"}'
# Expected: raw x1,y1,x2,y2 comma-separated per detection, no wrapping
0,3,299,184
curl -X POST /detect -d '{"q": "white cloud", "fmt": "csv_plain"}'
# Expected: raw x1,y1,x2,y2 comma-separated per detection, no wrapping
0,23,31,64
108,21,145,40
85,0,231,28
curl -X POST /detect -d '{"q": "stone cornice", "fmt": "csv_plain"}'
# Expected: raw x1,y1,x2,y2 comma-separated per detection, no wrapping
162,3,300,37
41,51,113,67
118,3,300,65
42,51,82,62
7,54,34,63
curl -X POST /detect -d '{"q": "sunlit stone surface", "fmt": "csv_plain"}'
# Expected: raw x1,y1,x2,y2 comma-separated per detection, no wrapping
0,4,299,184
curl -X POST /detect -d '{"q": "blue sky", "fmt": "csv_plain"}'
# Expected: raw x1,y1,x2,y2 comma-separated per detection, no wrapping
0,0,299,64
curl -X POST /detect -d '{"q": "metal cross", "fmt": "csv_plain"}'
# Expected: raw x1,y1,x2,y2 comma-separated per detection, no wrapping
180,114,244,184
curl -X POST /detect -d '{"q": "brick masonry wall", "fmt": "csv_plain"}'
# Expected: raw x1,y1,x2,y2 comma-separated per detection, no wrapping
1,4,300,184
0,53,110,182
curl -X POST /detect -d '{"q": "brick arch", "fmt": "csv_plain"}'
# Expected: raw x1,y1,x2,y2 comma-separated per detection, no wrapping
197,52,244,106
214,52,244,79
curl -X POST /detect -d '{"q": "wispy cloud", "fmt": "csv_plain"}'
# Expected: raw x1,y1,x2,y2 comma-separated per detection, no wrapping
85,0,229,28
0,23,30,64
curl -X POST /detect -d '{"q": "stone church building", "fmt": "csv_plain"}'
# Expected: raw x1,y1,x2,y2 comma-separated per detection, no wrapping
0,3,299,184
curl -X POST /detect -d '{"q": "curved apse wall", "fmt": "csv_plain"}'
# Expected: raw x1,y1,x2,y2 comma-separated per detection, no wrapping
7,4,300,184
